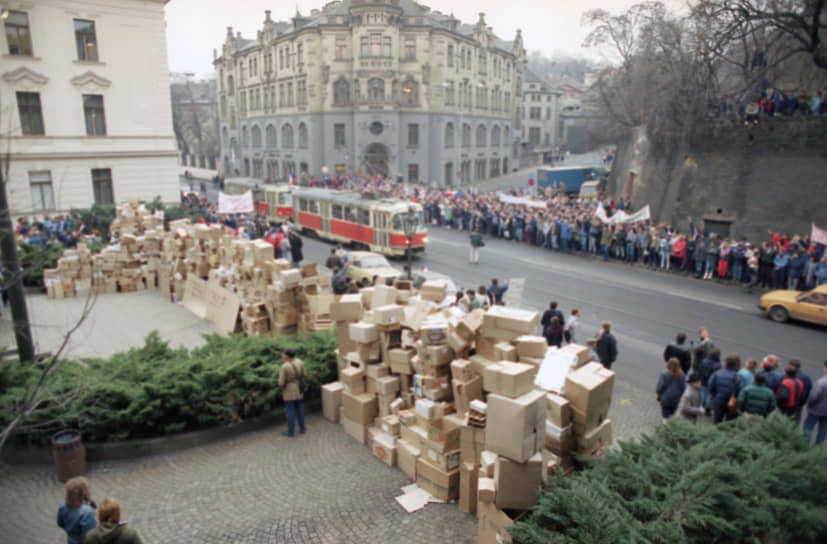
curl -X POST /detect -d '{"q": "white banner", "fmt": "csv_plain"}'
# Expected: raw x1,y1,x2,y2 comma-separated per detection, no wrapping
496,193,548,209
594,204,650,225
813,223,827,245
218,190,253,214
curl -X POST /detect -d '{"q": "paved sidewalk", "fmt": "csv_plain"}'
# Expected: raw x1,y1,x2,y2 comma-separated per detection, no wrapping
0,416,478,543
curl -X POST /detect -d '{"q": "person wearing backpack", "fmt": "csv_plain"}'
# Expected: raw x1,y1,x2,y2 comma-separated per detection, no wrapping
278,348,307,437
776,364,803,418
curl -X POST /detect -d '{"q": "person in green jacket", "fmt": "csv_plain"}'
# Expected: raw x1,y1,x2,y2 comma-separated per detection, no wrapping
469,229,484,264
83,498,143,544
737,372,777,417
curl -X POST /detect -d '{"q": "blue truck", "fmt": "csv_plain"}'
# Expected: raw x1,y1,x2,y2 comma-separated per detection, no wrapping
536,166,598,193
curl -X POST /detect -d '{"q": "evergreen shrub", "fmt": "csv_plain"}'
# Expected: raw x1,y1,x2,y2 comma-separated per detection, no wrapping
0,330,337,445
510,416,827,544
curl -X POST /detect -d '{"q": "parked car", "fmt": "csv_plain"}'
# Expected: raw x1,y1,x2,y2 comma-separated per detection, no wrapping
758,284,827,326
344,251,401,285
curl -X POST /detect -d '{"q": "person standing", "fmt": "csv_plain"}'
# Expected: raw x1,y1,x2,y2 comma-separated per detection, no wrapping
565,308,581,344
278,348,306,437
469,228,484,264
736,372,776,417
288,229,304,268
708,353,746,424
57,476,96,544
663,333,692,375
278,230,290,262
595,321,618,369
803,361,827,445
656,358,686,419
82,498,144,544
678,373,706,423
545,316,564,347
738,358,758,387
540,301,565,332
776,364,803,418
761,354,784,393
698,348,722,410
789,359,812,423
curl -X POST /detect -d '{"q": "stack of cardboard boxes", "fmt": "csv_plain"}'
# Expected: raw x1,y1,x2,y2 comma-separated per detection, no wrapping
321,281,616,543
44,245,93,299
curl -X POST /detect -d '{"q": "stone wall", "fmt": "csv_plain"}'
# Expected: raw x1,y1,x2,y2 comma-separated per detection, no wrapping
612,119,827,243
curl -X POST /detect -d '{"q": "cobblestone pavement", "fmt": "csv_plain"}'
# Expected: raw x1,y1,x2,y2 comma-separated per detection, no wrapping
0,415,479,543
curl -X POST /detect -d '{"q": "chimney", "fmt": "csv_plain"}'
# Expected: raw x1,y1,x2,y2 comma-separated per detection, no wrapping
265,10,272,23
478,12,486,25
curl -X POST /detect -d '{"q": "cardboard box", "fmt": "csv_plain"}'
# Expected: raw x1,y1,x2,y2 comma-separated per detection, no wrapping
415,398,435,419
515,336,548,359
349,321,379,343
451,359,475,383
480,451,497,478
388,348,414,374
397,438,419,481
400,422,428,451
446,329,471,353
340,367,366,395
564,362,615,418
544,420,574,452
560,343,592,368
483,306,539,335
420,280,448,302
366,364,389,380
356,341,381,363
576,418,612,453
343,417,367,444
452,376,483,417
373,432,397,467
371,285,398,309
456,309,484,340
422,376,452,402
477,477,496,503
366,376,377,395
494,452,543,510
416,457,459,502
459,462,479,514
375,375,400,396
420,318,449,345
377,392,396,418
485,391,546,462
477,497,527,544
474,333,498,360
546,393,571,428
425,344,455,366
372,304,405,326
470,354,495,379
460,425,486,466
484,362,536,398
321,382,344,423
377,415,400,436
342,392,378,425
426,417,460,453
424,445,461,472
494,342,518,362
421,357,451,378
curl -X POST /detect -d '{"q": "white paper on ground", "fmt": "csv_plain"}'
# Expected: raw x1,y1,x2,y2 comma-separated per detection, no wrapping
395,487,432,513
534,348,578,394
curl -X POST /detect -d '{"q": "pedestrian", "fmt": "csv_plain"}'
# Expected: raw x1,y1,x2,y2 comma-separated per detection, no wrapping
738,358,758,387
565,308,581,344
288,229,304,268
663,332,692,375
540,301,565,332
545,316,564,347
278,230,290,261
736,372,776,417
789,359,812,423
775,364,803,418
803,361,827,445
595,321,618,369
678,372,706,423
57,476,96,544
656,358,686,419
475,285,491,309
469,228,484,264
486,278,508,306
692,327,714,370
761,354,784,393
708,353,746,424
82,498,144,544
325,248,342,270
698,348,722,411
278,348,306,437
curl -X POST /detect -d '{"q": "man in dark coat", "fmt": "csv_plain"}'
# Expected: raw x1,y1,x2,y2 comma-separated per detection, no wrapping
708,353,746,424
596,321,618,369
541,301,565,331
663,332,692,374
288,229,304,267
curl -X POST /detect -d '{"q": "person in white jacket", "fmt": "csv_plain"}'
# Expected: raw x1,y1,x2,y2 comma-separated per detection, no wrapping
566,308,581,344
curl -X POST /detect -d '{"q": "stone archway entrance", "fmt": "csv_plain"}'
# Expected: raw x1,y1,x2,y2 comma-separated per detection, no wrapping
364,143,389,178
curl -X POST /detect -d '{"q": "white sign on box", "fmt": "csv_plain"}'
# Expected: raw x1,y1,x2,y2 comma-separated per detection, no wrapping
534,347,578,394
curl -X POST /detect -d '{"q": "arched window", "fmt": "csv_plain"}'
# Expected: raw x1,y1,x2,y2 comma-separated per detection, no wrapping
265,124,276,147
251,125,262,148
368,78,385,103
282,124,294,148
242,125,248,147
444,122,454,148
334,79,350,105
298,123,308,149
491,125,500,147
462,123,471,147
401,79,418,105
476,125,487,147
227,75,234,96
504,126,509,144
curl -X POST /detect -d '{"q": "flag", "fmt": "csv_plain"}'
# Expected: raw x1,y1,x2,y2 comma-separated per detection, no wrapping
812,223,827,245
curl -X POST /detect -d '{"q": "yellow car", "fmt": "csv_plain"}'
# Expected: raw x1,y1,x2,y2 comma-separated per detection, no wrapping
758,284,827,325
344,251,401,285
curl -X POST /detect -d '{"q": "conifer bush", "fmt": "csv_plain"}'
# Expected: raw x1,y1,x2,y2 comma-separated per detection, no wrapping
510,416,827,544
0,330,337,445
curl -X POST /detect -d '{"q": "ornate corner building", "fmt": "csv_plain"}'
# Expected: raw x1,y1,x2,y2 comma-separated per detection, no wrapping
214,0,526,187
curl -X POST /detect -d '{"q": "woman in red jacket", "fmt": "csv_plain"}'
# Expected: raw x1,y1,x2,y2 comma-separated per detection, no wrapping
717,239,731,279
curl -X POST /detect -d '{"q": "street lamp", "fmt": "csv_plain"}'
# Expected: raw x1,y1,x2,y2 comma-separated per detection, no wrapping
402,205,419,280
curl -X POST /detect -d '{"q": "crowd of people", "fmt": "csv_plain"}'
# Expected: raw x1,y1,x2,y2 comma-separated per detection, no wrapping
57,477,143,543
657,327,827,444
717,87,827,124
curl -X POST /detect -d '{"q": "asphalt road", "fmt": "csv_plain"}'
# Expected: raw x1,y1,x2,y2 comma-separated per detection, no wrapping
296,225,826,392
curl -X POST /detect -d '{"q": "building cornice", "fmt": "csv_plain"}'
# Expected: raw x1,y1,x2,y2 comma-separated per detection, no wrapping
2,66,48,86
71,71,112,88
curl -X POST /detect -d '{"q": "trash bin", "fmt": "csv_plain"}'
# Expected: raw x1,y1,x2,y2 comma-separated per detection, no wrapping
51,429,86,482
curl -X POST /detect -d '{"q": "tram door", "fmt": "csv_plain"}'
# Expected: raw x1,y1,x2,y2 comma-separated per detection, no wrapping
320,200,331,234
373,210,390,249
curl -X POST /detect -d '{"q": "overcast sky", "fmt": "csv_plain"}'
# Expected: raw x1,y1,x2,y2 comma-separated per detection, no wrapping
165,0,681,75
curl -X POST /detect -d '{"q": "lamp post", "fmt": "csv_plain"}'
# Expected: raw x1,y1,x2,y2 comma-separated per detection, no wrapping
402,205,418,280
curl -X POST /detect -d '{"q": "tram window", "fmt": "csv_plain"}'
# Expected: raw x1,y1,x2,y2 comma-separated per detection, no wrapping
309,200,319,213
358,209,370,226
344,207,356,222
278,193,292,206
332,204,343,219
392,210,425,231
299,198,308,212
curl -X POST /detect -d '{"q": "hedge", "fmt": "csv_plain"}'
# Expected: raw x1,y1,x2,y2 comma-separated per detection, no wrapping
510,415,827,544
0,330,338,445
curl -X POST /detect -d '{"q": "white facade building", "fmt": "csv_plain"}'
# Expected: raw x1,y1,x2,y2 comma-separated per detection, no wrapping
0,0,178,215
520,70,561,163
